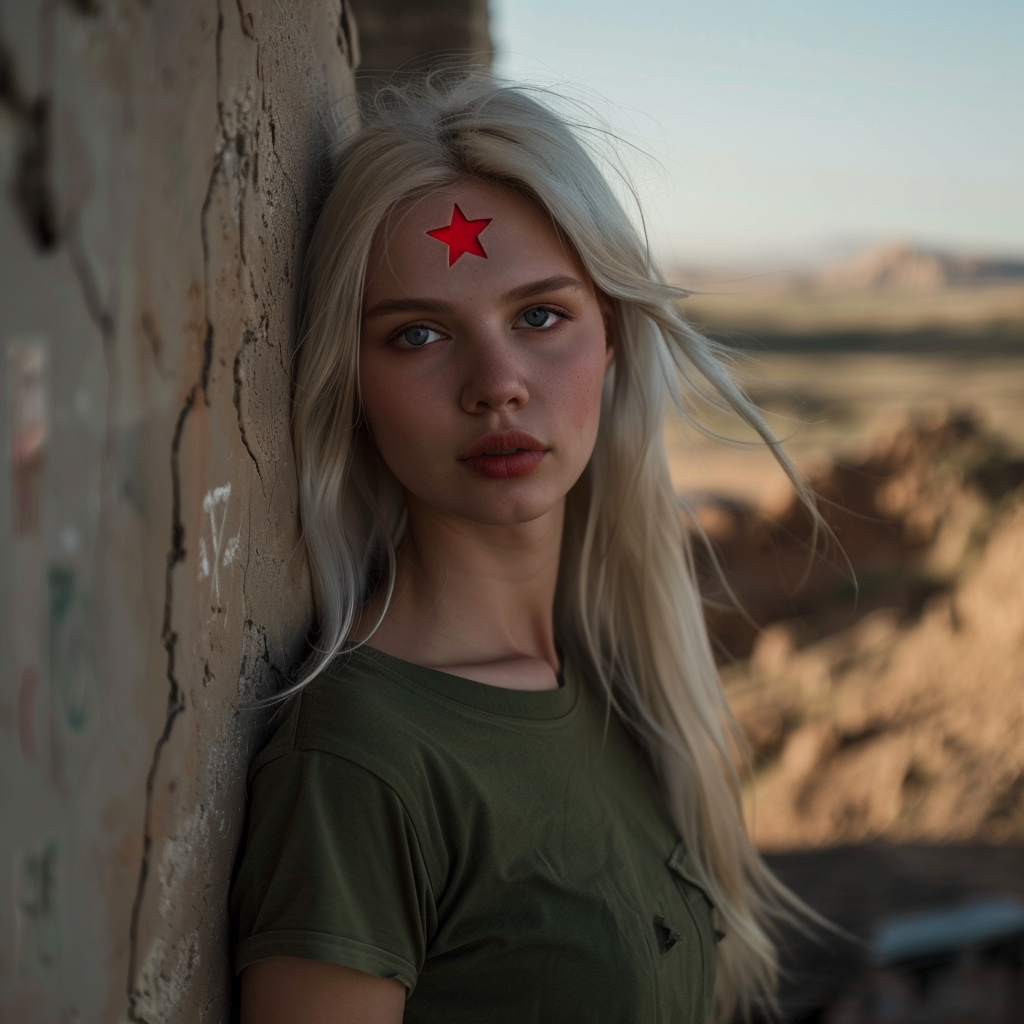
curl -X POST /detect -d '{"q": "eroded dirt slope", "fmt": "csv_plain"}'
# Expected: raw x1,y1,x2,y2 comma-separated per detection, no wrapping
697,413,1024,849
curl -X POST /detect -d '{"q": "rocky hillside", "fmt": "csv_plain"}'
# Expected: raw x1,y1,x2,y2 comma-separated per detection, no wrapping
694,412,1024,849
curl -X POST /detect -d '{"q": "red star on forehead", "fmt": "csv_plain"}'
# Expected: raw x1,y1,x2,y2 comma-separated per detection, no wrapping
426,203,492,266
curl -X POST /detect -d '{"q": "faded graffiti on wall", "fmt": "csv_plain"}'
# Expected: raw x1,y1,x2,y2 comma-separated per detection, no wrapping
14,838,61,979
48,565,99,791
7,339,48,771
7,341,46,538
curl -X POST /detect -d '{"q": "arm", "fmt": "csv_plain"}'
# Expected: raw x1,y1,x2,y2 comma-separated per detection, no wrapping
240,956,406,1024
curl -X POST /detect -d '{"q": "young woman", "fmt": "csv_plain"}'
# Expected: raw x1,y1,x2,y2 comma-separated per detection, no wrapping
231,74,812,1024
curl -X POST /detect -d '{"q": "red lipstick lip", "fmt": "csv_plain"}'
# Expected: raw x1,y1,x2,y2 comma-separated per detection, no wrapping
457,430,548,461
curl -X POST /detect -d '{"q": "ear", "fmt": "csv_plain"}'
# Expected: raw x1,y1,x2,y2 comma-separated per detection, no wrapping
598,291,617,369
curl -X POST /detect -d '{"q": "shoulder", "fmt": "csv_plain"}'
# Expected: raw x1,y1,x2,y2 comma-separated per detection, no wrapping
248,646,458,804
241,648,462,905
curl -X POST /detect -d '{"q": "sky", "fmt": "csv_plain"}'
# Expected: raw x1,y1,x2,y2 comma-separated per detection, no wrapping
491,0,1024,266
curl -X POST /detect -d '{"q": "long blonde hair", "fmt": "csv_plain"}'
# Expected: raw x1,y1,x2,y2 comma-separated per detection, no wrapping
292,72,816,1020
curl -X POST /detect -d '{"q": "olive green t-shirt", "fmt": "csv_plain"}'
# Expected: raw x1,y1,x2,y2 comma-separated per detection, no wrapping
231,646,719,1023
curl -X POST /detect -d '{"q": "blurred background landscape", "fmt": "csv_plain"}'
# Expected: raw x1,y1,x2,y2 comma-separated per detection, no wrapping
668,252,1024,1020
493,1,1024,1019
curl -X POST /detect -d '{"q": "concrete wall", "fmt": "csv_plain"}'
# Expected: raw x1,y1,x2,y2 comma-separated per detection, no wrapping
0,1,358,1021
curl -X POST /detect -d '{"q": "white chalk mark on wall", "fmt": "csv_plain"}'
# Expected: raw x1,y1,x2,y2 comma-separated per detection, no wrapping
223,533,240,566
198,482,241,606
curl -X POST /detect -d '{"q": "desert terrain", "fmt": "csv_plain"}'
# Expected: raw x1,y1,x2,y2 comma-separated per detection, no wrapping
674,240,1024,354
668,243,1024,1020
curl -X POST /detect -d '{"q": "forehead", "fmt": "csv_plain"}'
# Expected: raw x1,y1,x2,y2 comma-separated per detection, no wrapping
364,181,584,306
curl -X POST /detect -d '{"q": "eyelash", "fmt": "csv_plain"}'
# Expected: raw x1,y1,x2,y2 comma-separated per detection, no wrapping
391,324,446,349
389,306,571,349
516,306,570,330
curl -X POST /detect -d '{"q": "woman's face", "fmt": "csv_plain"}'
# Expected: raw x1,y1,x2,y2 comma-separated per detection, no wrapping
359,180,614,528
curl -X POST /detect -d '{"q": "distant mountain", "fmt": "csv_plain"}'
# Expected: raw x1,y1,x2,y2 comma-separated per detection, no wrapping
805,242,1024,292
671,242,1024,295
672,240,1024,352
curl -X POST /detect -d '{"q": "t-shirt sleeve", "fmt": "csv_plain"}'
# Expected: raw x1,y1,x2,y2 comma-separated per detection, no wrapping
231,747,436,992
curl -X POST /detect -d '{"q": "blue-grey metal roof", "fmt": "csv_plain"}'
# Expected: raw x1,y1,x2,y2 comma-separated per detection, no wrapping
874,899,1024,967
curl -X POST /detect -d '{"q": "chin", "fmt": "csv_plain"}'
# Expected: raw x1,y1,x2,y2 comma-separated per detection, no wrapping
444,488,563,528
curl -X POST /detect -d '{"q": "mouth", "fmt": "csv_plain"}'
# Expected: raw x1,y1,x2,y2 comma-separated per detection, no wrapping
458,430,549,480
458,430,548,460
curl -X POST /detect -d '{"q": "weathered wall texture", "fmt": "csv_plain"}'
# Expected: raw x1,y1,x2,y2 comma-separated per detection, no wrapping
0,1,358,1020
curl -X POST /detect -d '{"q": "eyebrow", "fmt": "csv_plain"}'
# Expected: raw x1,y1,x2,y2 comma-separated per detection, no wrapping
363,275,586,319
502,275,585,305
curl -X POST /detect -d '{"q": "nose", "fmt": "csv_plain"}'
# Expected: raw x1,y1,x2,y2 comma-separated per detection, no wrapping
459,332,529,414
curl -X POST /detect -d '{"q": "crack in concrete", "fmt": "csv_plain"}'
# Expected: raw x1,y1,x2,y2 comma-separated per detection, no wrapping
199,4,229,404
233,328,264,488
267,113,301,223
126,1,231,1016
67,225,116,340
126,386,193,1023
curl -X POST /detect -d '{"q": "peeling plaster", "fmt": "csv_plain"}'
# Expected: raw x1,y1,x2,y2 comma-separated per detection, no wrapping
157,804,211,923
131,934,200,1024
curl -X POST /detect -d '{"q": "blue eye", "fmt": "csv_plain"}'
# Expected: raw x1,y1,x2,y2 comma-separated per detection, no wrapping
519,307,561,329
396,325,443,348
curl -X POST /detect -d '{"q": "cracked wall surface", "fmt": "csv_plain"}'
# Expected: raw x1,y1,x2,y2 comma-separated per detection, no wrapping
0,1,357,1021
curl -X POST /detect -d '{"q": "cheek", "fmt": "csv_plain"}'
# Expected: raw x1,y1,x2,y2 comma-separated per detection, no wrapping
573,361,606,432
360,360,414,452
359,356,447,480
552,336,608,435
359,364,391,440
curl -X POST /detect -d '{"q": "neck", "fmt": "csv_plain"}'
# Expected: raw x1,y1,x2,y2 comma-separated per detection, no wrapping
362,495,564,689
